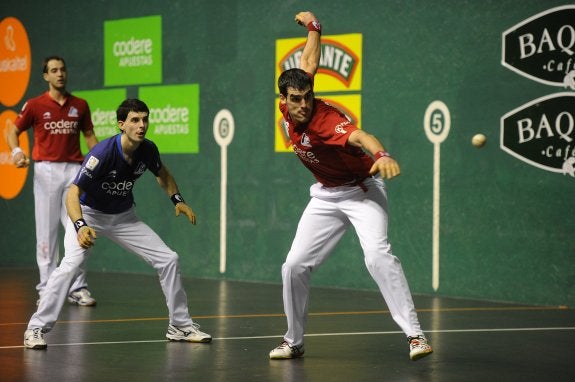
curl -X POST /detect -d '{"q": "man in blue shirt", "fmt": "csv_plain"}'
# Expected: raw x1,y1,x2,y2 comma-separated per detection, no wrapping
24,99,211,349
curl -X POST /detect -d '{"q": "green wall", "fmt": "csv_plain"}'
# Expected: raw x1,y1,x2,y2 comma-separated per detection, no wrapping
1,0,573,307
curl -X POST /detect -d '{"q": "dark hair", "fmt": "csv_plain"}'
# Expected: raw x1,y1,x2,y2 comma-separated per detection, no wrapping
42,56,66,74
116,99,150,122
278,68,313,96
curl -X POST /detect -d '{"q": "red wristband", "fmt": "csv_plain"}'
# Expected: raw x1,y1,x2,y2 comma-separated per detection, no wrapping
307,20,322,34
374,151,391,160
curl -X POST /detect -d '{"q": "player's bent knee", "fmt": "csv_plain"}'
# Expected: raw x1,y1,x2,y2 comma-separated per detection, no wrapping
282,261,310,278
58,258,84,274
364,248,401,267
162,251,179,264
149,250,180,272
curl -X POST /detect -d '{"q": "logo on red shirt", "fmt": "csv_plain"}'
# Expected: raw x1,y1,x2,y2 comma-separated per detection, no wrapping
334,120,350,134
300,133,312,147
68,106,79,118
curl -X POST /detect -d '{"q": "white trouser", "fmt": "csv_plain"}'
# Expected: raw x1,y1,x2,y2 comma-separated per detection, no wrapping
28,206,194,331
282,177,423,346
33,161,87,296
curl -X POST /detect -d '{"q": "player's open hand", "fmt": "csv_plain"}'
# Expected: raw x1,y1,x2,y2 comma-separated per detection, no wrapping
369,156,401,180
175,203,197,225
295,11,317,26
77,226,97,248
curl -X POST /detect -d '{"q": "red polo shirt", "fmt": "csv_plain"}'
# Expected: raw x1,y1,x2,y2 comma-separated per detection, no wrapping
14,91,94,162
280,98,373,187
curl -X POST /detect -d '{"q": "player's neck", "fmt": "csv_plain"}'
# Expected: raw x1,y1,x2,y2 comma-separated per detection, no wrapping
120,134,142,161
48,87,68,105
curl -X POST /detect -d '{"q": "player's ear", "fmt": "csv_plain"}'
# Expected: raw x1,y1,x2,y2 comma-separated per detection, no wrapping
118,120,124,133
279,94,287,105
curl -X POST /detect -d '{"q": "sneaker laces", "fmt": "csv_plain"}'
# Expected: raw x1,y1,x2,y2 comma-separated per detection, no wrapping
32,328,43,339
171,323,203,334
275,341,290,350
407,335,428,348
275,340,303,354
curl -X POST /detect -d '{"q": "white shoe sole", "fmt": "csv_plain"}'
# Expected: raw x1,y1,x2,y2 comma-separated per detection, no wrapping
166,334,212,343
24,341,47,350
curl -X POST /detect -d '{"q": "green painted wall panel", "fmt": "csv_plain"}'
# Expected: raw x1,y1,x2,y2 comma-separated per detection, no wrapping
1,0,573,307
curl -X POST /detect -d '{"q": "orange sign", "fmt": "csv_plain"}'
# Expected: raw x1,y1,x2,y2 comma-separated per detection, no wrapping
0,17,31,107
0,110,30,199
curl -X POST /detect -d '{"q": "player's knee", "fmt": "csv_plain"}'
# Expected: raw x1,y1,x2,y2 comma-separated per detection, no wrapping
363,239,392,256
365,251,401,270
59,257,84,274
52,262,81,282
363,241,397,263
164,251,179,266
152,250,179,271
282,259,310,279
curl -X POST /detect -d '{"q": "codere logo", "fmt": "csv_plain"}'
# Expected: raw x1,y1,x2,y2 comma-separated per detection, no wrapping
43,119,79,134
102,180,134,196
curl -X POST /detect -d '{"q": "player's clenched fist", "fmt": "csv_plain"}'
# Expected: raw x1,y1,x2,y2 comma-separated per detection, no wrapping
294,11,317,27
175,203,197,225
12,152,30,168
77,226,97,248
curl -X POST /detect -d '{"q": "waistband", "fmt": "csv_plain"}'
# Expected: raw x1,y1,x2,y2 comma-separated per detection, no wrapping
34,160,83,164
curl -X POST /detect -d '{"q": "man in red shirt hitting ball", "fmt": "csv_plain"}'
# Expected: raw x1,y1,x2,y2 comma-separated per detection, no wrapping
269,11,433,361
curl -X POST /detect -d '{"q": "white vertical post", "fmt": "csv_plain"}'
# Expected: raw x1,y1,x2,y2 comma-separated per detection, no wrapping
432,143,441,291
424,101,451,292
219,146,228,274
213,109,235,274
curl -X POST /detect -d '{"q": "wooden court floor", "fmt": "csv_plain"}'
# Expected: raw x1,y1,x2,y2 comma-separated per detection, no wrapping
0,268,573,382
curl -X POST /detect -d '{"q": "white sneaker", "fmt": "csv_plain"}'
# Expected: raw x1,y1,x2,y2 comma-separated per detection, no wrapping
408,335,433,361
166,323,212,343
24,328,47,349
68,288,97,306
269,341,305,359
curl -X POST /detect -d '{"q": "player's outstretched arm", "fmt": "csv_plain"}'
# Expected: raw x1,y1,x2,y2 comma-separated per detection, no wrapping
156,165,197,225
295,11,321,75
66,184,97,248
348,129,401,180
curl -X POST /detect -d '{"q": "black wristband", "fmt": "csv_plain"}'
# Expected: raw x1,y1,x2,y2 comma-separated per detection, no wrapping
170,193,185,205
74,218,87,232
